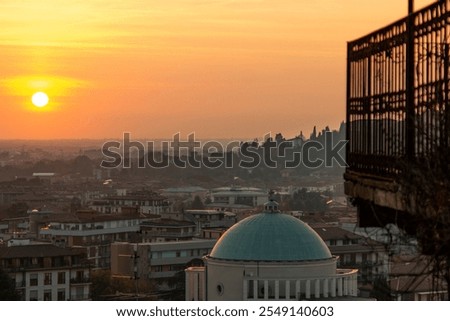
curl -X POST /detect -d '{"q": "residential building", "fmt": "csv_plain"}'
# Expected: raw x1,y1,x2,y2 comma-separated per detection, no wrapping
111,239,216,282
160,186,208,200
183,209,236,231
311,224,389,284
89,190,171,215
140,219,197,242
210,186,267,207
388,256,447,301
38,210,150,269
0,243,91,301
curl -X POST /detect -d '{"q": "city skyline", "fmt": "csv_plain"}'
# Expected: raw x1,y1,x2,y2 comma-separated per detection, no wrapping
1,0,434,140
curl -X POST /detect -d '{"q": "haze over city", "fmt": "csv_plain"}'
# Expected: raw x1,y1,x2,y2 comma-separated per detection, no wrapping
2,0,450,307
0,0,434,140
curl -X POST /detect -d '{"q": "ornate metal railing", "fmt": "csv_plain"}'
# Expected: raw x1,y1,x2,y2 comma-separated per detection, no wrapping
347,1,450,178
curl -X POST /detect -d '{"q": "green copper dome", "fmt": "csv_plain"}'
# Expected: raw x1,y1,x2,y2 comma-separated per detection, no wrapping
209,210,332,262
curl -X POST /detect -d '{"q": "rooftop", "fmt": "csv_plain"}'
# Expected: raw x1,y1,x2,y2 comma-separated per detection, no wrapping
0,244,84,259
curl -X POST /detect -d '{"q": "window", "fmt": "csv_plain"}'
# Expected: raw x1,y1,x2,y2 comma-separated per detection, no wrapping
356,254,362,264
76,287,85,300
53,257,63,267
30,274,38,286
343,254,351,263
57,289,65,301
44,273,52,285
151,265,162,272
29,290,38,301
43,290,52,301
216,283,224,296
169,264,184,271
57,272,66,285
247,280,254,299
21,258,30,267
76,270,84,281
161,251,176,258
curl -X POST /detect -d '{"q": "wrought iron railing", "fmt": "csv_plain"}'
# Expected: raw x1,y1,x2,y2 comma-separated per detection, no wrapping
347,1,450,178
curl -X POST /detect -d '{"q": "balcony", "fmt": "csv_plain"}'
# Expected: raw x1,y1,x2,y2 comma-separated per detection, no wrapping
345,0,450,232
70,277,91,285
143,231,197,239
40,225,140,237
69,294,90,301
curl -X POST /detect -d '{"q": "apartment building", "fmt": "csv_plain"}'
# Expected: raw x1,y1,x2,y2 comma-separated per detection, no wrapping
311,224,389,284
89,190,171,215
0,242,91,301
38,210,150,269
111,239,216,281
140,219,197,243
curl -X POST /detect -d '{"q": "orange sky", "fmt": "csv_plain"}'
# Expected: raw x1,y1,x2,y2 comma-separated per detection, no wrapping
0,0,435,140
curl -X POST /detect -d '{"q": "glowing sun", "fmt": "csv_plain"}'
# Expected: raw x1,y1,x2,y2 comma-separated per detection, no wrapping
31,91,49,108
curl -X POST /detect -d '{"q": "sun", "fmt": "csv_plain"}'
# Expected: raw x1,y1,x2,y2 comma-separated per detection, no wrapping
31,91,49,108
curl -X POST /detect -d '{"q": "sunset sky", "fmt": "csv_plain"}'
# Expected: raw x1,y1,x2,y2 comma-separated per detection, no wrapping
0,0,434,140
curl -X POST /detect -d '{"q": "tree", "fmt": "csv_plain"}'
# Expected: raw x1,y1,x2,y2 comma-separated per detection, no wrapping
72,155,94,176
190,195,204,210
370,277,393,301
310,126,317,140
398,146,450,300
291,188,327,212
6,202,28,218
90,270,114,300
0,269,20,300
165,270,186,300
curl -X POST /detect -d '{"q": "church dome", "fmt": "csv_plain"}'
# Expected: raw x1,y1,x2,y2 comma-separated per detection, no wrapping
209,202,332,262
